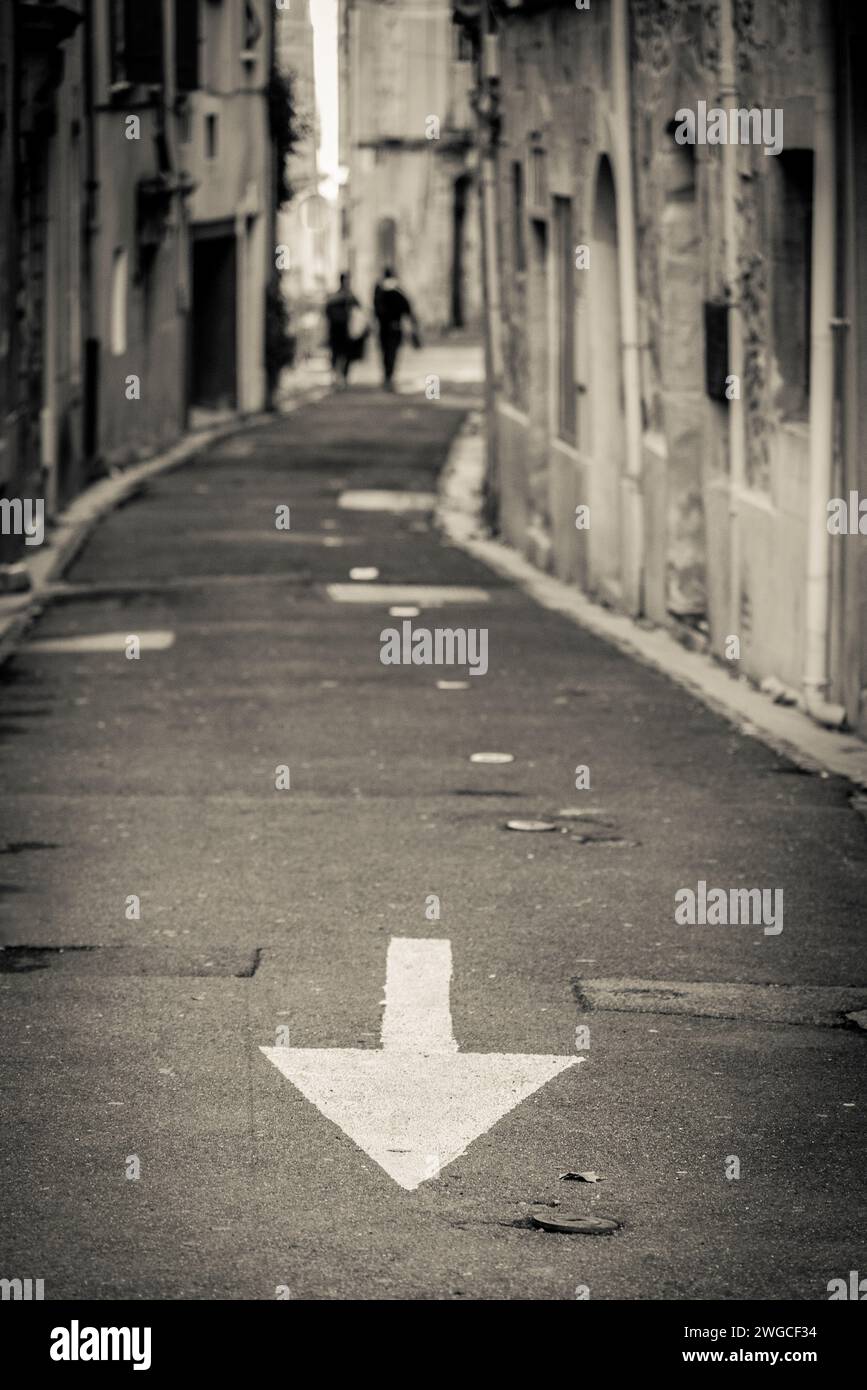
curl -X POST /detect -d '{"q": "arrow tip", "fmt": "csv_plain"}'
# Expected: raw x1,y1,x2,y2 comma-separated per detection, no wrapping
260,1047,581,1190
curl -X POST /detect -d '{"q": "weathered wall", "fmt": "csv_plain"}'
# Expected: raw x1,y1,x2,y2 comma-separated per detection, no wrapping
490,0,835,705
1,0,88,568
92,0,271,466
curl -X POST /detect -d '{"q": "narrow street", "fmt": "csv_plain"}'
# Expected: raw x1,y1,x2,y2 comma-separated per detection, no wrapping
0,379,863,1302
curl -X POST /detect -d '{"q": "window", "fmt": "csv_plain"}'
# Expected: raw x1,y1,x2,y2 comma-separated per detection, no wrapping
376,217,397,272
109,0,164,88
771,149,813,421
110,249,128,357
512,161,526,273
205,113,218,160
554,197,576,443
243,1,263,54
178,103,192,145
530,145,547,210
454,26,474,63
175,0,200,94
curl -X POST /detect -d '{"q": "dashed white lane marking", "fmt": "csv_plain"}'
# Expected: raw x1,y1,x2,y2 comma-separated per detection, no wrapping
338,490,438,512
327,584,490,606
261,937,581,1191
27,630,175,653
196,530,356,546
348,567,380,581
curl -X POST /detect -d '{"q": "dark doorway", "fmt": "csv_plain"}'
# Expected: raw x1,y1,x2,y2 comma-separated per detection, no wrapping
376,217,397,274
590,154,624,597
451,175,471,328
191,224,237,409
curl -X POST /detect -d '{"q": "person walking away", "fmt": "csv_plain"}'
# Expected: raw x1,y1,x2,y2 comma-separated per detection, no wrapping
373,267,420,391
325,273,359,389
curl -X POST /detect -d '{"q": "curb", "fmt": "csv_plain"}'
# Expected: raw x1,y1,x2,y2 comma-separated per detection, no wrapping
436,413,867,791
0,386,329,670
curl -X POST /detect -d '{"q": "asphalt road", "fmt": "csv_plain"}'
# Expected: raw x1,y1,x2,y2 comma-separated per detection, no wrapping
0,383,864,1300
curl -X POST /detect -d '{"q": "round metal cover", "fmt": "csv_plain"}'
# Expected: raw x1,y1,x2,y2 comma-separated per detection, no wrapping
506,820,557,832
530,1213,620,1234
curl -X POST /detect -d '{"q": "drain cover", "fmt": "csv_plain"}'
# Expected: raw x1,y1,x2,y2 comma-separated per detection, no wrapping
530,1213,620,1235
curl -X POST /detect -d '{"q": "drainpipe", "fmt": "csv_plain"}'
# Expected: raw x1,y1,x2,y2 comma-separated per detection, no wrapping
611,0,643,614
803,0,846,728
472,12,502,530
479,30,502,383
82,0,99,472
719,0,746,649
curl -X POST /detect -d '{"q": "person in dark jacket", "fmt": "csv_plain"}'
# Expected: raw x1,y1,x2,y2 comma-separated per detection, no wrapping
373,267,420,391
324,272,359,388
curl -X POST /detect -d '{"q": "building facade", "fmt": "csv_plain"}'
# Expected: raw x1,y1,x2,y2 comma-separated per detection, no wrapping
456,0,867,739
1,0,86,568
93,0,273,456
275,0,339,318
0,0,275,573
339,0,482,332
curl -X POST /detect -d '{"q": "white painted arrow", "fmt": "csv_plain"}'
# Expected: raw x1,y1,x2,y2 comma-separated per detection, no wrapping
260,938,581,1191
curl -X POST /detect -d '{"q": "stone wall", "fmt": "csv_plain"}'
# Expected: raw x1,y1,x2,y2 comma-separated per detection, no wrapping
489,0,832,701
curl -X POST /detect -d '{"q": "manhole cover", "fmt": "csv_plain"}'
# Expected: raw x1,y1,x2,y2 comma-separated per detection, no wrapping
530,1213,620,1235
506,820,557,833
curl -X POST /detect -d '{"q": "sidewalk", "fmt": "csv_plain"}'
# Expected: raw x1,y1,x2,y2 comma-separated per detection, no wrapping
277,335,484,402
439,415,867,793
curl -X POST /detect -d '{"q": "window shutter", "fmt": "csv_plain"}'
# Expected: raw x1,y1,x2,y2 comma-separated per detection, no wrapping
123,0,164,87
175,1,200,93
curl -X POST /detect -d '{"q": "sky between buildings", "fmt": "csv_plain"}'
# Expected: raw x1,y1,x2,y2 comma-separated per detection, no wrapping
311,0,340,198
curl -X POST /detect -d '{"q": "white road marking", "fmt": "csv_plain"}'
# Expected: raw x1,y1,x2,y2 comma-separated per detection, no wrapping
196,530,356,545
381,938,457,1054
27,630,175,653
327,584,489,606
338,490,438,512
349,567,380,581
261,937,580,1191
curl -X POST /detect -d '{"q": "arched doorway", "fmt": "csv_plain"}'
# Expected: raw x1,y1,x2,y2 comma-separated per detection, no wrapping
589,155,625,596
